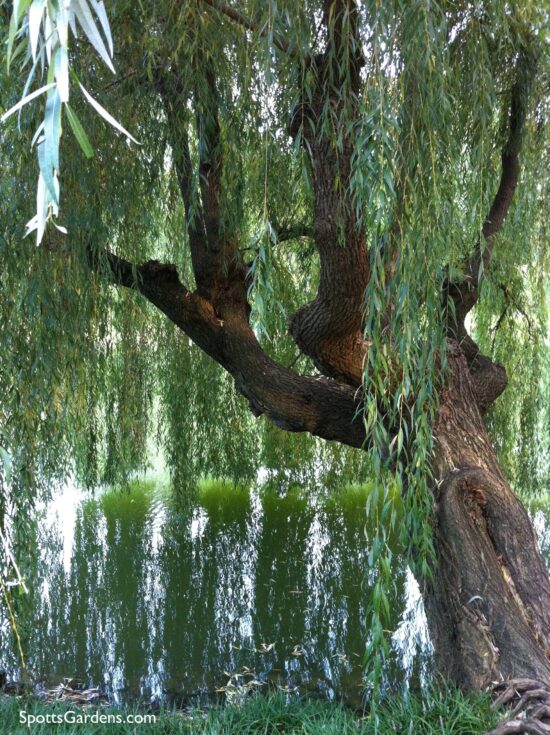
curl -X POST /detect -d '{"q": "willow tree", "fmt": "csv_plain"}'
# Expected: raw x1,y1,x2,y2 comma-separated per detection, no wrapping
1,0,549,725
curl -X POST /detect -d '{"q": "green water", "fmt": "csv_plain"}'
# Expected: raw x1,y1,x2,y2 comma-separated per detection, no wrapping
1,481,548,707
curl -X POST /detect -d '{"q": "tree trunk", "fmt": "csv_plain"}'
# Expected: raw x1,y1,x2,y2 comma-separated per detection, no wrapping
423,342,550,691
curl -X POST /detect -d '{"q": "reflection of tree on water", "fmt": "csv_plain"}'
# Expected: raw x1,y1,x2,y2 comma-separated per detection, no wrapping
160,497,218,697
253,489,315,689
96,490,154,695
0,481,470,702
67,500,107,686
0,506,41,681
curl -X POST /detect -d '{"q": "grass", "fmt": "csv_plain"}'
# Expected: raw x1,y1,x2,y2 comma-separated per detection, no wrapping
0,687,499,734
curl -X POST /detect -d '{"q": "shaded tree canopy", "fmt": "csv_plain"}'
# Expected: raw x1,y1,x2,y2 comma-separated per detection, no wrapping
1,0,549,712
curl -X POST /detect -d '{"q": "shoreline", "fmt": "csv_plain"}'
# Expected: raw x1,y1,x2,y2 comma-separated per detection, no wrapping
0,683,498,734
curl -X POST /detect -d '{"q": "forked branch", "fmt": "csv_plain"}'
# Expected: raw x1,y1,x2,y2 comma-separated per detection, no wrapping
88,246,367,449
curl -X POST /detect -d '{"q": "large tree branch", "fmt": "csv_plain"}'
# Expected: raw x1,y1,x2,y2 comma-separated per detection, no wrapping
141,8,369,439
89,247,366,448
159,2,368,391
447,47,536,332
442,47,536,413
288,0,368,387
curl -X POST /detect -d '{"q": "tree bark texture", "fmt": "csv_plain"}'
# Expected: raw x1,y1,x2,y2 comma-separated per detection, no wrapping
425,342,550,690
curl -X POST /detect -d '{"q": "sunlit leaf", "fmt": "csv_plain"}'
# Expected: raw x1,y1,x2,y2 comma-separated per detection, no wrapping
72,0,115,73
1,82,55,122
79,82,140,144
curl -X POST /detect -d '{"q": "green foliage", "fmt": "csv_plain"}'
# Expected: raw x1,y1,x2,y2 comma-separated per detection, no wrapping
0,0,548,705
3,0,138,243
474,165,549,494
0,687,499,734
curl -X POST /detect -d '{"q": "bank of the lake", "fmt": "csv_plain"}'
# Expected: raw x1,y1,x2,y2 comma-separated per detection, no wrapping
1,687,498,734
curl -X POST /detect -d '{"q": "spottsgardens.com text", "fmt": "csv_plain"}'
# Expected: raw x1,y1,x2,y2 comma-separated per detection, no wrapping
19,710,157,727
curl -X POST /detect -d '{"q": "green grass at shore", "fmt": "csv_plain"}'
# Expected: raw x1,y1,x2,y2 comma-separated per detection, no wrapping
0,688,498,734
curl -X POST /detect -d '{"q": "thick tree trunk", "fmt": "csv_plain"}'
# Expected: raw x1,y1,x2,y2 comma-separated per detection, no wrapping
423,342,550,691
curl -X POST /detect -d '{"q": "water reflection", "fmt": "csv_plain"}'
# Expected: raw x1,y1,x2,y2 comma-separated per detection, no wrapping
3,481,546,706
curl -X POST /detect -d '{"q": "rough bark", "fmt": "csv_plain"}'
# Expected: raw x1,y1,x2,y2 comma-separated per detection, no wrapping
89,250,365,448
424,342,550,691
287,0,369,387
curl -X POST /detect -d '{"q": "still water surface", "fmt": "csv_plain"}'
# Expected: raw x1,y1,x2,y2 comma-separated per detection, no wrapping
1,481,549,706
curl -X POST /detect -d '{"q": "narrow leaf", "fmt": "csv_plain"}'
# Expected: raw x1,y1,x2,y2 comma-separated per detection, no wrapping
79,82,139,144
65,104,94,158
7,0,32,70
28,0,46,62
37,136,57,204
54,45,69,102
1,82,56,123
34,170,47,243
44,86,62,171
73,0,115,73
90,0,113,56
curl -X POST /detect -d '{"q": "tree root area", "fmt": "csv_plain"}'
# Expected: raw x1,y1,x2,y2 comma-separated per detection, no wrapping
487,679,550,734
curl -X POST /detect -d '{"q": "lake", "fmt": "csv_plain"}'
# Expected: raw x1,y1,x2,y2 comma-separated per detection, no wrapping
1,480,548,707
